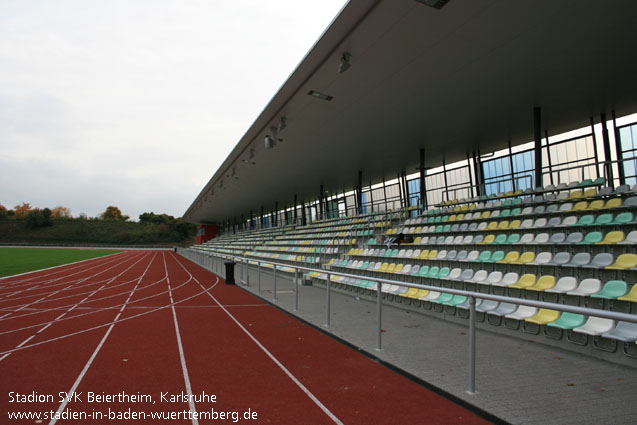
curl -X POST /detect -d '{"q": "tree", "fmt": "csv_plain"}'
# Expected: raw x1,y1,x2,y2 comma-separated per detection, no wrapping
139,212,172,225
101,206,129,221
26,208,52,228
14,202,32,218
51,206,72,218
0,204,7,219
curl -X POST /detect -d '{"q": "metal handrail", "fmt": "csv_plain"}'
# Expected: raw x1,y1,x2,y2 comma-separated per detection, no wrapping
181,248,637,394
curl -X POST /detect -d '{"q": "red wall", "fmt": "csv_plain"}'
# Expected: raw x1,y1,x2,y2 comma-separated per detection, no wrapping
196,224,219,244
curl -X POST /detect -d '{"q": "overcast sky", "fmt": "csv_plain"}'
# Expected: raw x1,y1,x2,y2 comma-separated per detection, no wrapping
0,0,348,220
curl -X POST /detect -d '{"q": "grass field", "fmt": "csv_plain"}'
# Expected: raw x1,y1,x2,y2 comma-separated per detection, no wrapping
0,248,122,278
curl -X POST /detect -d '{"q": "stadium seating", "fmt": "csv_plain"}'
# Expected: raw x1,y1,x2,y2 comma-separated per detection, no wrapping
191,179,637,359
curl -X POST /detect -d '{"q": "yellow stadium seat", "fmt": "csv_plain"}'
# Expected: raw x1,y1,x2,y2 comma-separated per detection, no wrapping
586,199,605,210
567,190,583,200
497,220,510,230
509,273,537,289
509,219,521,228
618,285,637,302
480,211,491,219
526,309,561,325
479,234,496,245
499,251,520,264
606,254,637,270
401,288,420,298
597,231,625,245
387,263,397,273
487,221,498,230
416,289,431,299
603,198,623,209
570,201,589,211
378,263,389,273
393,264,404,274
526,275,557,291
511,251,535,265
583,188,598,198
413,237,422,244
418,249,430,259
427,250,439,259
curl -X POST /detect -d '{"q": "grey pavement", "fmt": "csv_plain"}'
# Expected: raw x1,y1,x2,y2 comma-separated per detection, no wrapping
211,259,637,425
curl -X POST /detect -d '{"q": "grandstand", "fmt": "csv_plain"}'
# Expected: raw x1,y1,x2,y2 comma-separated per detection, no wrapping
182,1,637,423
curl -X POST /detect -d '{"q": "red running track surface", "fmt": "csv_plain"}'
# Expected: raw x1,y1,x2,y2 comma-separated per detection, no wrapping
0,250,494,424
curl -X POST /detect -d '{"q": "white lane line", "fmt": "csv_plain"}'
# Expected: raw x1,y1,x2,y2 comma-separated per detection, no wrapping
171,253,345,425
163,252,199,425
0,251,129,294
0,252,145,319
0,277,219,357
48,253,154,425
0,253,155,362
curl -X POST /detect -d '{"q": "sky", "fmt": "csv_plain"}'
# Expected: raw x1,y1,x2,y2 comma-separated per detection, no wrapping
0,0,348,220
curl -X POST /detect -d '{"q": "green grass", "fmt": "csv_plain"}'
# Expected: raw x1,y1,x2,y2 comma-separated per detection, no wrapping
0,248,122,278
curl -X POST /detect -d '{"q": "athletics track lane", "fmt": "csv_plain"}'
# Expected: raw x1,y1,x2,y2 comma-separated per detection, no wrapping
170,253,493,425
0,252,155,421
1,251,494,424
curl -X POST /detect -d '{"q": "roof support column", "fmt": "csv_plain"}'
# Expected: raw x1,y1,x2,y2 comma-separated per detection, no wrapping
612,110,625,185
534,107,543,189
419,149,427,212
382,177,388,212
590,117,601,180
293,194,298,225
508,140,516,191
274,201,278,227
357,170,363,215
472,151,482,197
601,113,614,186
544,131,554,186
319,185,324,220
301,201,307,226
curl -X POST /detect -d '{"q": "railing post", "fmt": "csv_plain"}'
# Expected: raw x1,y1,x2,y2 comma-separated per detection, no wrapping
377,281,382,351
245,255,249,287
326,272,331,328
273,265,277,301
258,261,261,292
294,270,299,312
468,295,477,394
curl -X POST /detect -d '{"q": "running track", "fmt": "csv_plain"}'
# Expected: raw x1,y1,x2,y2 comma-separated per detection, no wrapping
1,250,494,424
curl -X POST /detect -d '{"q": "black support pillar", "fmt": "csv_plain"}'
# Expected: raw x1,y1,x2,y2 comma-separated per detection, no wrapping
534,107,543,189
601,113,614,185
613,110,625,185
357,170,363,215
419,149,427,211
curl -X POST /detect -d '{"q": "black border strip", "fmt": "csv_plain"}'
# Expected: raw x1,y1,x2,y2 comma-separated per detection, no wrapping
234,283,511,425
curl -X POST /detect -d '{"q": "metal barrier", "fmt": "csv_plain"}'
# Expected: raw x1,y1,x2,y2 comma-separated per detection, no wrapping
179,248,637,395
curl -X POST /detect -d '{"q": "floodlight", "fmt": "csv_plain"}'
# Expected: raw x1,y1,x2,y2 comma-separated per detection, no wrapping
338,52,351,73
414,0,450,9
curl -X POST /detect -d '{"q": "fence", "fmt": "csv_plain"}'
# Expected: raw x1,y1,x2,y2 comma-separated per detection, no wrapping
179,248,637,395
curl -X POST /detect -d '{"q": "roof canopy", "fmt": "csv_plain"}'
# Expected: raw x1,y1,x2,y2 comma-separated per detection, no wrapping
185,0,637,224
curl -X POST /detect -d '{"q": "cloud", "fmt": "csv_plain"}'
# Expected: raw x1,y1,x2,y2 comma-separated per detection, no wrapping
0,0,348,220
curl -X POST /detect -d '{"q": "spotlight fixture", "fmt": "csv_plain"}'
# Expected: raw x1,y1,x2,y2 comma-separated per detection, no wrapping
242,159,257,165
278,116,287,132
338,52,351,73
265,135,276,149
308,90,333,101
414,0,450,9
